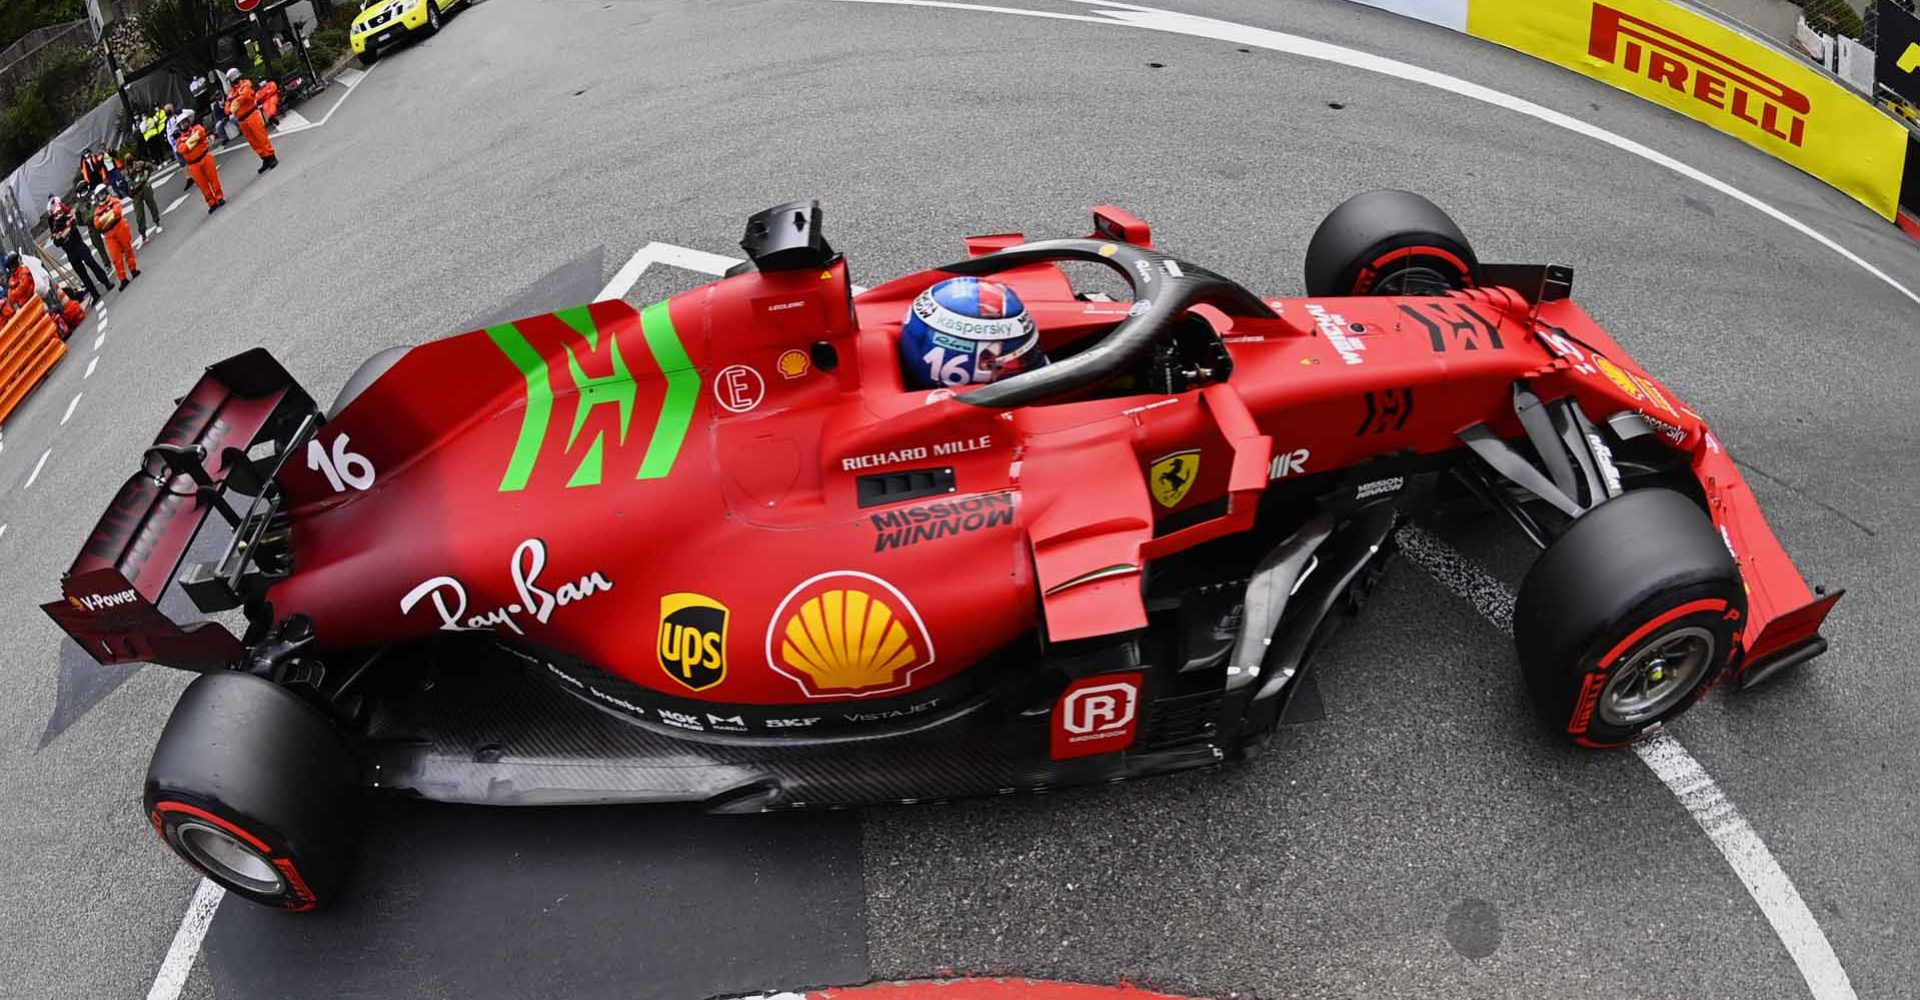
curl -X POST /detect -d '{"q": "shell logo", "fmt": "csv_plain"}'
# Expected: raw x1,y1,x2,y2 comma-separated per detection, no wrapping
1594,356,1642,400
776,349,811,379
766,571,936,698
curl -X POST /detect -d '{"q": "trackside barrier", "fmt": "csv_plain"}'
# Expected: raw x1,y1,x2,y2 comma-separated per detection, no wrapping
0,305,67,427
1355,0,1920,232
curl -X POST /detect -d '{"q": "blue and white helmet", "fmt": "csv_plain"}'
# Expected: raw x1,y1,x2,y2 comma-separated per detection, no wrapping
898,277,1047,390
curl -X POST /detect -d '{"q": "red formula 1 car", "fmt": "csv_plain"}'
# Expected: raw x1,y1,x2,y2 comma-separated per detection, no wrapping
44,195,1839,910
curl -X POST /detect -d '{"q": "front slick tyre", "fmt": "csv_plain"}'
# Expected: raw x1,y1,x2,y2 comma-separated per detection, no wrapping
1513,489,1745,748
145,672,359,911
1303,189,1479,297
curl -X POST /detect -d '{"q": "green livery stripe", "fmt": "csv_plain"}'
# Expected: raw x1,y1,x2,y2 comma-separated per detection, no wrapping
637,300,697,480
567,435,605,488
486,301,695,490
488,322,550,492
555,304,598,349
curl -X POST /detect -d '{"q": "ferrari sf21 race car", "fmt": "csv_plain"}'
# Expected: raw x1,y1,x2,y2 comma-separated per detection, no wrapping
44,195,1840,910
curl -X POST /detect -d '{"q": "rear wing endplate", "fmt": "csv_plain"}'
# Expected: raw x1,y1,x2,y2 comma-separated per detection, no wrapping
40,349,316,670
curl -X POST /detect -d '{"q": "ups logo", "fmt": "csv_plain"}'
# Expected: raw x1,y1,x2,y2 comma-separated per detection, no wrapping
658,593,728,692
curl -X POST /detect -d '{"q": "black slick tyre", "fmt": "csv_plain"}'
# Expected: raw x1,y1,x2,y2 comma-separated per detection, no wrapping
1304,189,1480,297
422,2,441,35
1513,489,1745,748
145,672,360,911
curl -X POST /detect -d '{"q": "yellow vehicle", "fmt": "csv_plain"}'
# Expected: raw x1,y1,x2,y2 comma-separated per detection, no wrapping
350,0,463,64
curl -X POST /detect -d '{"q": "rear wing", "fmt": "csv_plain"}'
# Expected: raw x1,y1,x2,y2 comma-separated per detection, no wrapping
41,349,317,670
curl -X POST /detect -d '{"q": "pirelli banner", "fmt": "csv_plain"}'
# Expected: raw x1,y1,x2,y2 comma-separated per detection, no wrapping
1466,0,1910,221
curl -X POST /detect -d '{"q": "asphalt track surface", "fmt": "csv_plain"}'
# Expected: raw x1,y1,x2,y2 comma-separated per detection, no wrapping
0,1,1915,997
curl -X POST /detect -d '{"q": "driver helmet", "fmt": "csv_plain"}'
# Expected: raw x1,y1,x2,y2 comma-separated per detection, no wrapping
897,277,1047,390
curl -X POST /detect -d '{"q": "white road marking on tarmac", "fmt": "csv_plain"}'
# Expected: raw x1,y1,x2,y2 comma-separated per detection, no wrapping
61,393,82,425
24,448,50,488
98,316,109,329
272,109,313,134
265,63,378,141
598,241,867,302
813,0,1920,309
213,99,336,155
84,357,98,378
0,524,7,539
94,332,106,350
162,194,190,216
596,242,741,301
145,879,224,1000
1635,733,1857,999
1395,525,1857,1000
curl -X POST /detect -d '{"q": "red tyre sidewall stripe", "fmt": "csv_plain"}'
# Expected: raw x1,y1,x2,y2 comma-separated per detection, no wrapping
1597,598,1729,668
273,858,319,910
154,800,273,854
1365,244,1472,279
1567,598,1729,742
153,799,319,907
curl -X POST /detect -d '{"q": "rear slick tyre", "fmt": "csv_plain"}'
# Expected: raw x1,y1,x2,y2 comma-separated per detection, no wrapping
1512,489,1745,748
1304,189,1480,297
145,672,359,911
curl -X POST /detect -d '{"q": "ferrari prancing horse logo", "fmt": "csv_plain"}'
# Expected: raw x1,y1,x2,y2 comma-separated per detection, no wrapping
1148,450,1200,508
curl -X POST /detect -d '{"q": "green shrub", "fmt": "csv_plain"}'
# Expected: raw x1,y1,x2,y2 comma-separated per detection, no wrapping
1794,0,1867,39
0,0,87,51
306,25,346,66
0,83,60,168
0,45,108,174
137,0,230,76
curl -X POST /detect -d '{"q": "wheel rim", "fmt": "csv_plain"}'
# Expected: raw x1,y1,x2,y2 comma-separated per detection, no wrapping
1597,625,1714,727
1371,264,1457,295
429,6,439,26
175,820,284,895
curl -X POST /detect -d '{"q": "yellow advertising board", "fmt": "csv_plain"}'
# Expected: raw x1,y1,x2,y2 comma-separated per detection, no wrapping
1468,0,1908,220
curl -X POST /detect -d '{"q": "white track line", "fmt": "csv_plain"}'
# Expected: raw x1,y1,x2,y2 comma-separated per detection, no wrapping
94,332,106,350
84,356,98,379
162,194,189,216
145,879,223,1000
813,0,1919,308
596,241,742,301
598,241,866,302
24,448,50,488
98,316,109,329
1634,733,1856,997
271,109,313,135
60,393,82,425
1396,525,1856,1000
269,63,376,139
